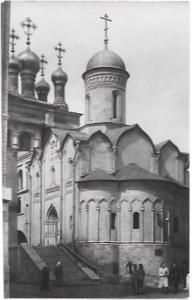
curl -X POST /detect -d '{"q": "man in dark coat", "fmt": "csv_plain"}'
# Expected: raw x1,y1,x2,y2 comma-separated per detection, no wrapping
169,262,180,293
55,261,63,286
41,263,50,291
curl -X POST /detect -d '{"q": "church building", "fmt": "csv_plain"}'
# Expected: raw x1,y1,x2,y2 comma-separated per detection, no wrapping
8,15,189,282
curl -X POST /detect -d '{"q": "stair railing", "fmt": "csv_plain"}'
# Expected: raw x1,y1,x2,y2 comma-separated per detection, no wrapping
60,244,98,274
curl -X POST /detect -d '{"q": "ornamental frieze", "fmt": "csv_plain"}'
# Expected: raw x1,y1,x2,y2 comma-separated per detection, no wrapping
85,74,126,91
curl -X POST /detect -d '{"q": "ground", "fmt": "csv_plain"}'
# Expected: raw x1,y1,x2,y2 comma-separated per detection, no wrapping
10,283,189,298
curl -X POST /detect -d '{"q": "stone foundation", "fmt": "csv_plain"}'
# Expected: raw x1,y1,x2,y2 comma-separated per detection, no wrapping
75,242,188,286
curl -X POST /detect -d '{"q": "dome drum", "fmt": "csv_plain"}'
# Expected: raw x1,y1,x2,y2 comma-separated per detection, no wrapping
84,70,128,93
20,69,37,99
8,56,21,94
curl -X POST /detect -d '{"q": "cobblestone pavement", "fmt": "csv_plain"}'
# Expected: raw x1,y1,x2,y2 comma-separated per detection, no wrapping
10,283,189,298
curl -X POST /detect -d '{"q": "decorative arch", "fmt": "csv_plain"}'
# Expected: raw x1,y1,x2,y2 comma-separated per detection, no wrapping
99,198,109,241
131,198,141,211
46,205,59,222
17,230,28,244
88,130,112,146
116,125,156,152
154,199,163,241
45,205,59,246
88,199,97,241
143,198,153,241
120,199,129,241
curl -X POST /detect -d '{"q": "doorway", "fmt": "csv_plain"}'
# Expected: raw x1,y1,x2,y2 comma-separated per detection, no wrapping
44,205,59,246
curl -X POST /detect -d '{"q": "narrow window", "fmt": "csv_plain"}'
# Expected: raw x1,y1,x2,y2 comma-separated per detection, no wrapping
86,94,91,121
19,132,31,151
50,166,55,185
133,212,140,229
173,216,179,233
18,170,23,190
68,158,73,179
112,90,118,119
7,129,11,148
36,172,40,190
17,198,21,214
111,213,116,230
70,215,73,229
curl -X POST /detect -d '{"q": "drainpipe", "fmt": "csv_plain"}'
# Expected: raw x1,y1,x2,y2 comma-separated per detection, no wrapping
60,151,64,244
40,159,43,246
28,166,32,244
72,141,80,250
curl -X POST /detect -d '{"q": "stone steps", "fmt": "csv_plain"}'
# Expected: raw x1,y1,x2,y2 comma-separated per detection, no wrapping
33,246,96,283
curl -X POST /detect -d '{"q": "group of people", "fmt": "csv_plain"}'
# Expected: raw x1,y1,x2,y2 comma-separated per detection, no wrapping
126,262,145,295
126,260,188,295
41,261,63,291
159,261,188,294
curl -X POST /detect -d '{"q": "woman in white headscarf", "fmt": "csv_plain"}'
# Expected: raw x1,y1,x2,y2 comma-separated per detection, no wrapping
159,262,169,293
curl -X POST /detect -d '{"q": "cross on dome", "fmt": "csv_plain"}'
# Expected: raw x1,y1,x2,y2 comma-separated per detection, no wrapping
40,55,48,77
54,42,66,66
100,13,112,49
21,17,37,46
9,29,19,56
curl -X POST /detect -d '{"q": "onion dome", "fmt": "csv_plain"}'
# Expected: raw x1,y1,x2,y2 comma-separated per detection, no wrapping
8,29,21,94
36,78,50,92
51,42,68,109
86,49,126,71
17,46,40,73
51,67,68,83
35,78,50,102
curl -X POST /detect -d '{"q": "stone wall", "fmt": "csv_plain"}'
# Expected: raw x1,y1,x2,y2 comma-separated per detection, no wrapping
75,242,188,286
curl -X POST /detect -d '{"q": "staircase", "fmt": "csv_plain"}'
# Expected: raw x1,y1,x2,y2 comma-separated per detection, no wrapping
34,246,100,284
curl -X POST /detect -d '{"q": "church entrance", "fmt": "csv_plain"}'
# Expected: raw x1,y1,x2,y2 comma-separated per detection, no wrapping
44,205,59,246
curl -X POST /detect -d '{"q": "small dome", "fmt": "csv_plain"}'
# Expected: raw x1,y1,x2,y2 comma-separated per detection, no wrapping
35,78,50,92
9,55,21,71
86,49,126,71
17,46,40,73
51,67,68,83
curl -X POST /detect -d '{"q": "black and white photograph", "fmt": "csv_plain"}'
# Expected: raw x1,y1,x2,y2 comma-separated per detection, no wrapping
1,0,189,298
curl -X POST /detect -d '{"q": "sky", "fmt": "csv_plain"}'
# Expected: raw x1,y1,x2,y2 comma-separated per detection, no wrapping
10,1,189,152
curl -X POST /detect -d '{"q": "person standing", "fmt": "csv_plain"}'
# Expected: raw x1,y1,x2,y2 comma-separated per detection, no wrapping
41,263,50,291
137,264,145,294
159,262,169,293
181,262,188,289
55,261,63,286
169,262,180,293
131,264,138,294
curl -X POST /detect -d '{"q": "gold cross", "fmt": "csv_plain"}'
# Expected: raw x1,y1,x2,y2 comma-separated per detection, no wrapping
21,17,37,46
54,42,66,66
40,55,48,77
100,13,112,49
9,29,19,55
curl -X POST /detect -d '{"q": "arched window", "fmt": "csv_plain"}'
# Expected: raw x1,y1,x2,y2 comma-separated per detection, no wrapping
173,216,179,233
112,90,118,119
133,212,140,229
50,167,55,185
19,132,32,151
18,170,23,190
111,212,116,229
86,94,91,121
17,198,21,214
